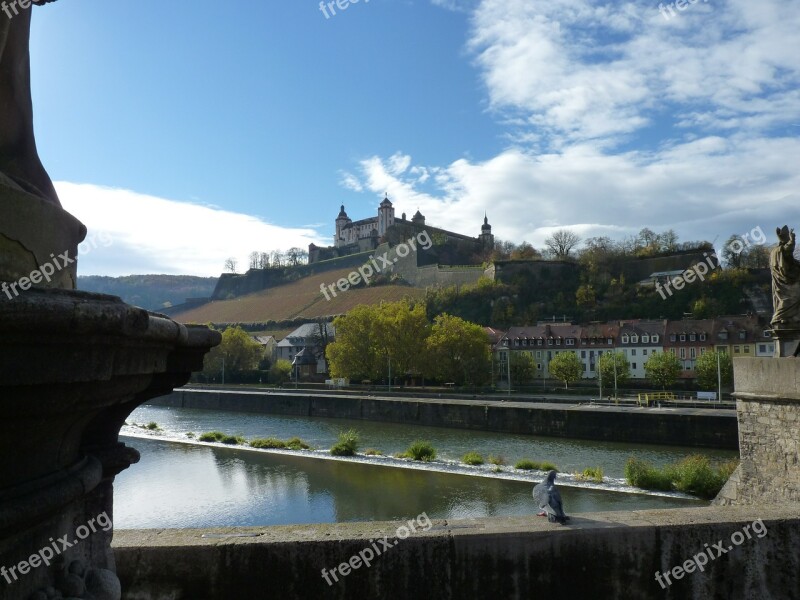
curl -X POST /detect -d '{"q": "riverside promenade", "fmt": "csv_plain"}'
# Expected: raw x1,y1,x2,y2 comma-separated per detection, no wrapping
150,386,738,449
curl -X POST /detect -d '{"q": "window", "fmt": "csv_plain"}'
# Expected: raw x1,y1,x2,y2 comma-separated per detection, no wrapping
690,334,696,341
762,330,772,338
607,338,613,345
759,344,767,353
670,348,676,355
744,346,750,353
548,338,553,346
536,351,541,358
631,349,637,356
631,335,639,343
632,363,637,370
690,347,696,359
581,351,586,358
734,346,741,353
680,348,686,358
700,347,706,355
738,331,746,340
537,363,542,370
566,339,575,346
700,333,706,341
652,335,659,343
503,339,508,346
621,335,629,344
642,335,649,344
537,339,543,346
556,339,562,346
680,334,686,342
670,334,677,342
643,349,648,356
718,331,728,340
514,339,520,346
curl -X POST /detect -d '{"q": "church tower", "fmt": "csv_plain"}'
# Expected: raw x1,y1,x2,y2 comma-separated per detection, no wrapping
377,195,395,237
480,213,494,248
335,205,351,248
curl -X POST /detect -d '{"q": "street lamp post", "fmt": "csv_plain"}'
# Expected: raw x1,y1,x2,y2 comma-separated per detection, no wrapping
506,348,511,396
221,357,225,385
717,351,722,403
613,353,618,402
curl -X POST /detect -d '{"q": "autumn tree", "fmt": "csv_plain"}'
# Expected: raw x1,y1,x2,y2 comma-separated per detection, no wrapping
425,314,490,385
644,351,682,389
224,257,238,274
202,326,263,380
694,351,733,391
597,351,630,389
548,351,583,388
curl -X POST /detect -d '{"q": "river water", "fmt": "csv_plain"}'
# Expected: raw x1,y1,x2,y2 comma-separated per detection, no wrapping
113,405,735,529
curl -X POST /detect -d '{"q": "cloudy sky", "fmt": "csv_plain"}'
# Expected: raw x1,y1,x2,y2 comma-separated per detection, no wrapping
29,0,800,276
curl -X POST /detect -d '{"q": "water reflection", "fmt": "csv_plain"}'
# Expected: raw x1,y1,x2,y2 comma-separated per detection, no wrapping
114,437,706,529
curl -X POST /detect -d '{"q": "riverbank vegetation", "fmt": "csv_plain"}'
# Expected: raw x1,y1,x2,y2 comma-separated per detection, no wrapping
625,455,739,499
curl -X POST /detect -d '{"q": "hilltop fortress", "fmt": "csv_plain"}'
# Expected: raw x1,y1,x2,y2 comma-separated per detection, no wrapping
308,196,495,263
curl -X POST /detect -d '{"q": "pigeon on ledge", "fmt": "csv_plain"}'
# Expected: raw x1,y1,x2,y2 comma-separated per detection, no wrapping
533,470,569,525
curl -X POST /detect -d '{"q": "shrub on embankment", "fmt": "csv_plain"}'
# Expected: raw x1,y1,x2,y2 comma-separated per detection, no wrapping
625,455,739,499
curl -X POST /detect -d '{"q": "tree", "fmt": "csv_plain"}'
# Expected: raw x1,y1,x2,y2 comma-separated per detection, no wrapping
597,351,630,390
224,257,238,274
326,300,431,382
644,351,682,389
202,326,263,380
509,352,537,384
545,229,581,259
269,359,293,384
258,252,270,269
548,351,583,389
721,234,745,268
694,351,733,391
510,242,541,260
575,284,597,307
248,251,260,270
425,314,490,386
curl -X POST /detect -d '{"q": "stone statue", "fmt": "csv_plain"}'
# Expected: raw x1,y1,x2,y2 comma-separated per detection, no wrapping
770,225,800,328
0,3,60,205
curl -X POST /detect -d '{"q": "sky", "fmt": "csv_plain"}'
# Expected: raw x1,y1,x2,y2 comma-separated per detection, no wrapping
27,0,800,276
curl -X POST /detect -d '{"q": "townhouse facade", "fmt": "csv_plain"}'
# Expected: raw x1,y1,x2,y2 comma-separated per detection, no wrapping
494,315,773,383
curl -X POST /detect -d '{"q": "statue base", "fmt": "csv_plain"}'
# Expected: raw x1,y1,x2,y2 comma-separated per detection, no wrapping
770,327,800,357
0,178,86,290
0,288,219,600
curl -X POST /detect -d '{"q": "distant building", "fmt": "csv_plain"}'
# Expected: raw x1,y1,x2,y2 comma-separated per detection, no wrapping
308,196,494,263
615,320,666,379
275,322,335,374
664,320,714,378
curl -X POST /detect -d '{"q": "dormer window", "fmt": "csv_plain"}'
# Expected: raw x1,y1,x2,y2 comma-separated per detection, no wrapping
607,338,613,345
621,335,629,344
556,338,562,346
718,331,728,340
631,335,639,344
763,330,772,338
680,334,686,342
738,331,746,340
652,335,659,343
690,334,696,341
670,334,676,342
700,333,706,341
642,335,649,344
566,339,575,346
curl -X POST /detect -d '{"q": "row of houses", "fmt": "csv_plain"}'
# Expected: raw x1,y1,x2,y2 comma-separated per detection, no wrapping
494,315,774,381
251,314,774,382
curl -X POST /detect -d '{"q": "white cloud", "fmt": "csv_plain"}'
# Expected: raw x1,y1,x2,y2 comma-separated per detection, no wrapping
338,0,800,252
56,182,326,277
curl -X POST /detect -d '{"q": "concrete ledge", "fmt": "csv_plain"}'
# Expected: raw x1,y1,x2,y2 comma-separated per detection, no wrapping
114,506,800,599
733,357,800,400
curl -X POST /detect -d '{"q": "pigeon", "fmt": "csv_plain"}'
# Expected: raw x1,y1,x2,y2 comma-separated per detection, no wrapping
533,470,569,525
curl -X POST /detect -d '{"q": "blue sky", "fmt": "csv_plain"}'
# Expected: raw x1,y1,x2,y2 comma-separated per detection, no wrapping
29,0,800,275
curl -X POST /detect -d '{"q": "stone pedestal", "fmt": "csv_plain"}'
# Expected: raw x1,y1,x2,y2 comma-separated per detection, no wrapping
714,357,800,506
0,180,86,290
771,327,800,357
0,289,220,599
